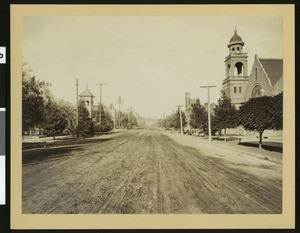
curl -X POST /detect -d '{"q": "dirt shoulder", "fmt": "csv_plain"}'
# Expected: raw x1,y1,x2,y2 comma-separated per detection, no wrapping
163,131,282,164
162,131,282,182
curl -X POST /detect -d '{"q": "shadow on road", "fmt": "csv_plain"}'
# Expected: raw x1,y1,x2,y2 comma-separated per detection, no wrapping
23,137,113,150
239,141,282,153
22,138,114,165
22,146,82,165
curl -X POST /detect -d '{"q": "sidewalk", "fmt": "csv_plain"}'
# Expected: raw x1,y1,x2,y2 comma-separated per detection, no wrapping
22,131,123,151
163,131,282,164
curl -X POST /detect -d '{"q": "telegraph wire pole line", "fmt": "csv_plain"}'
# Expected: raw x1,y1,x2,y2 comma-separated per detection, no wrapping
200,85,216,141
117,96,123,129
176,105,184,134
96,83,107,126
75,79,79,138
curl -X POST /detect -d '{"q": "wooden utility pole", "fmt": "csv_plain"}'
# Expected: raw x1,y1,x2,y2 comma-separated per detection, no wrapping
110,104,116,130
200,85,216,141
176,105,184,134
75,79,79,138
96,83,107,125
117,96,123,129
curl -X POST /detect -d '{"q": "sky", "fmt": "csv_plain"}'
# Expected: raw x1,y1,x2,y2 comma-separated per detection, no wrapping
23,16,283,119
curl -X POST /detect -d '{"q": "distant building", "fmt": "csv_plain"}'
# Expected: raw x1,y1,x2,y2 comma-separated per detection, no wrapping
79,86,110,120
79,86,95,118
222,29,283,108
184,92,197,122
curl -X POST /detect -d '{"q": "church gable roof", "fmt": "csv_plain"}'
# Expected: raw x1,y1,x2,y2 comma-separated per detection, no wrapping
258,58,283,87
79,88,95,97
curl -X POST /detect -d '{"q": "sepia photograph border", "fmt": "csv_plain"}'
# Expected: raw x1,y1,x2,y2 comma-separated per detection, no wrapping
11,4,295,229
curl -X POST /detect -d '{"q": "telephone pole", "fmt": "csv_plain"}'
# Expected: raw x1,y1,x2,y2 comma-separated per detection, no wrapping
117,96,123,129
200,85,216,141
176,105,184,134
110,104,116,130
75,79,79,138
96,83,107,125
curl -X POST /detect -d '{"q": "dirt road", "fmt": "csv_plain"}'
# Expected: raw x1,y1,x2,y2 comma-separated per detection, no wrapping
22,129,282,214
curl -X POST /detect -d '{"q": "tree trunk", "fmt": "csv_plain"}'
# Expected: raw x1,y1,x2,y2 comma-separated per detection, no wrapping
53,135,56,140
224,128,227,142
258,131,263,148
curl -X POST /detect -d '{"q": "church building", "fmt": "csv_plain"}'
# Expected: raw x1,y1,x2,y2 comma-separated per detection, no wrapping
78,86,115,123
79,86,96,118
222,29,283,108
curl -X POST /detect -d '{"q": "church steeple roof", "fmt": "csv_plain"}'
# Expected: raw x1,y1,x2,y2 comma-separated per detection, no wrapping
79,86,95,97
228,28,244,47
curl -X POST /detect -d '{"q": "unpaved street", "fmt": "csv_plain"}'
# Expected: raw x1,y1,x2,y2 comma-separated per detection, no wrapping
22,129,282,214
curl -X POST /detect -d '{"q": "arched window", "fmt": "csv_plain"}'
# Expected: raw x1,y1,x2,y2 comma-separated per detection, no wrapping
251,85,262,98
239,87,242,93
235,62,244,76
227,64,230,77
234,87,237,93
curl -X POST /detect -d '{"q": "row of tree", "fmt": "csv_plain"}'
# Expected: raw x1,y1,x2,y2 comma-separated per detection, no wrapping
22,62,138,139
158,90,283,147
158,109,188,130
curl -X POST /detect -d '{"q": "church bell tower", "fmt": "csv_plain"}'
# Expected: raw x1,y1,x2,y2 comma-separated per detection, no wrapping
222,28,249,108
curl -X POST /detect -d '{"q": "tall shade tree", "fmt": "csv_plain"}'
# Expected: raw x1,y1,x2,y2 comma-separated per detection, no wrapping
201,114,218,136
237,92,283,148
95,104,114,134
43,101,68,139
77,100,94,137
269,92,283,130
22,61,52,134
56,99,77,137
115,111,127,129
125,111,138,129
214,90,238,141
160,114,174,129
173,108,187,131
189,98,207,130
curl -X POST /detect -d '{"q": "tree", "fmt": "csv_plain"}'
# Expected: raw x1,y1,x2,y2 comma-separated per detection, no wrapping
237,93,283,148
115,111,126,129
77,100,94,137
189,98,207,130
201,114,218,136
173,108,187,131
125,111,138,129
94,104,114,134
56,99,77,137
214,91,238,141
159,114,173,129
43,101,68,139
22,61,52,134
269,92,283,130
